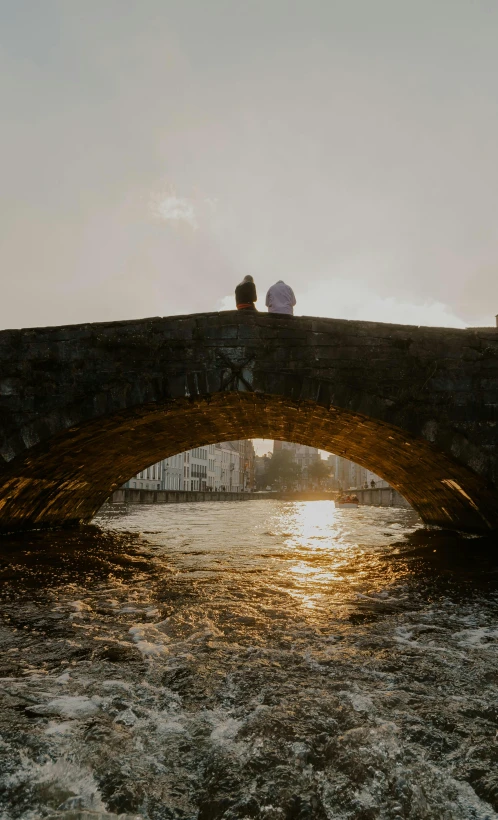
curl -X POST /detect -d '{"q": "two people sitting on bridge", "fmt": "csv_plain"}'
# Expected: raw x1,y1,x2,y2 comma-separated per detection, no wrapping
235,277,296,315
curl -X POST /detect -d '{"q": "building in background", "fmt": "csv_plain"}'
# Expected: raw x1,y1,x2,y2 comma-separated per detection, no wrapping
124,439,255,492
189,446,208,491
273,441,320,490
127,461,163,491
214,441,241,492
207,444,216,490
240,439,256,491
126,442,386,495
162,453,182,490
326,454,386,490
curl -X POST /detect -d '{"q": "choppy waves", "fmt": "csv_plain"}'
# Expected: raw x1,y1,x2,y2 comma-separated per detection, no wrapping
0,501,497,819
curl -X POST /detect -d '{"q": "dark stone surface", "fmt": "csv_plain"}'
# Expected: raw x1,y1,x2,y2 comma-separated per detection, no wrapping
1,310,498,533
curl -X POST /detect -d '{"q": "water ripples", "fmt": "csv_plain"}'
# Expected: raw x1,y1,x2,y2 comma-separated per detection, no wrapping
0,501,497,819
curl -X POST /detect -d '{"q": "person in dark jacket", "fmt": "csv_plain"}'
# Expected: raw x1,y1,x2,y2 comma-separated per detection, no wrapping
235,275,257,311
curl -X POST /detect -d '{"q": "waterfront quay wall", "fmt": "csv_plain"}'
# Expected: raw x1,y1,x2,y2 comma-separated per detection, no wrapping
107,489,337,505
107,488,411,508
354,487,412,509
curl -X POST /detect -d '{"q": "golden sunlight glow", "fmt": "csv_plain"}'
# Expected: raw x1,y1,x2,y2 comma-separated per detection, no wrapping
268,501,357,612
277,500,343,551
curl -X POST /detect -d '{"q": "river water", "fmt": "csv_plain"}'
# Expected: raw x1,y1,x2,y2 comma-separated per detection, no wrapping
0,500,497,820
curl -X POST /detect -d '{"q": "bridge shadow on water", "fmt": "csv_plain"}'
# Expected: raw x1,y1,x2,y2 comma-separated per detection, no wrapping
0,526,154,590
394,527,498,586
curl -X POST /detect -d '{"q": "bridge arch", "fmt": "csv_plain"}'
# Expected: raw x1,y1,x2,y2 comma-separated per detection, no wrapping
1,312,498,533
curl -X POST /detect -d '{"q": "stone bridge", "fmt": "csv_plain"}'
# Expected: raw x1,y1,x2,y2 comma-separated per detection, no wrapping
1,311,498,534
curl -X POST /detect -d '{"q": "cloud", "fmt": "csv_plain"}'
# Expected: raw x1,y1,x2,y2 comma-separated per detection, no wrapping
297,279,467,328
152,194,197,230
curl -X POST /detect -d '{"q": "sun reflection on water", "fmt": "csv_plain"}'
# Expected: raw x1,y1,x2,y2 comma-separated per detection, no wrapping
98,499,421,620
259,500,412,614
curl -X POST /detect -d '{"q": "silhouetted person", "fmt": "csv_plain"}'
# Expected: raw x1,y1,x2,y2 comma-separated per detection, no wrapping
266,280,296,315
370,479,376,488
235,275,257,311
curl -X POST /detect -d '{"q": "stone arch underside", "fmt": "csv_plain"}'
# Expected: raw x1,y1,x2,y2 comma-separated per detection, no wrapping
0,391,497,534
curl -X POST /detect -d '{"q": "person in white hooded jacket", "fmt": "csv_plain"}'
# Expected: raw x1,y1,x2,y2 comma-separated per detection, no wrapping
265,280,296,315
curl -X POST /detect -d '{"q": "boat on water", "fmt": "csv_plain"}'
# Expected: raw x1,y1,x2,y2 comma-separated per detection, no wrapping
336,494,360,509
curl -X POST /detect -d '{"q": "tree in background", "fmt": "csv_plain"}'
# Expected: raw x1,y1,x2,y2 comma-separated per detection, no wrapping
307,458,331,488
264,449,302,490
255,453,272,490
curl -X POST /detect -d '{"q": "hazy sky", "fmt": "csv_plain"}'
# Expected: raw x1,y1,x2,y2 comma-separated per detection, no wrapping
1,0,498,331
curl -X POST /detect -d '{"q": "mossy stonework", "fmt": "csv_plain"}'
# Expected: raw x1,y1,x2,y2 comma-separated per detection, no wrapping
1,311,498,534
